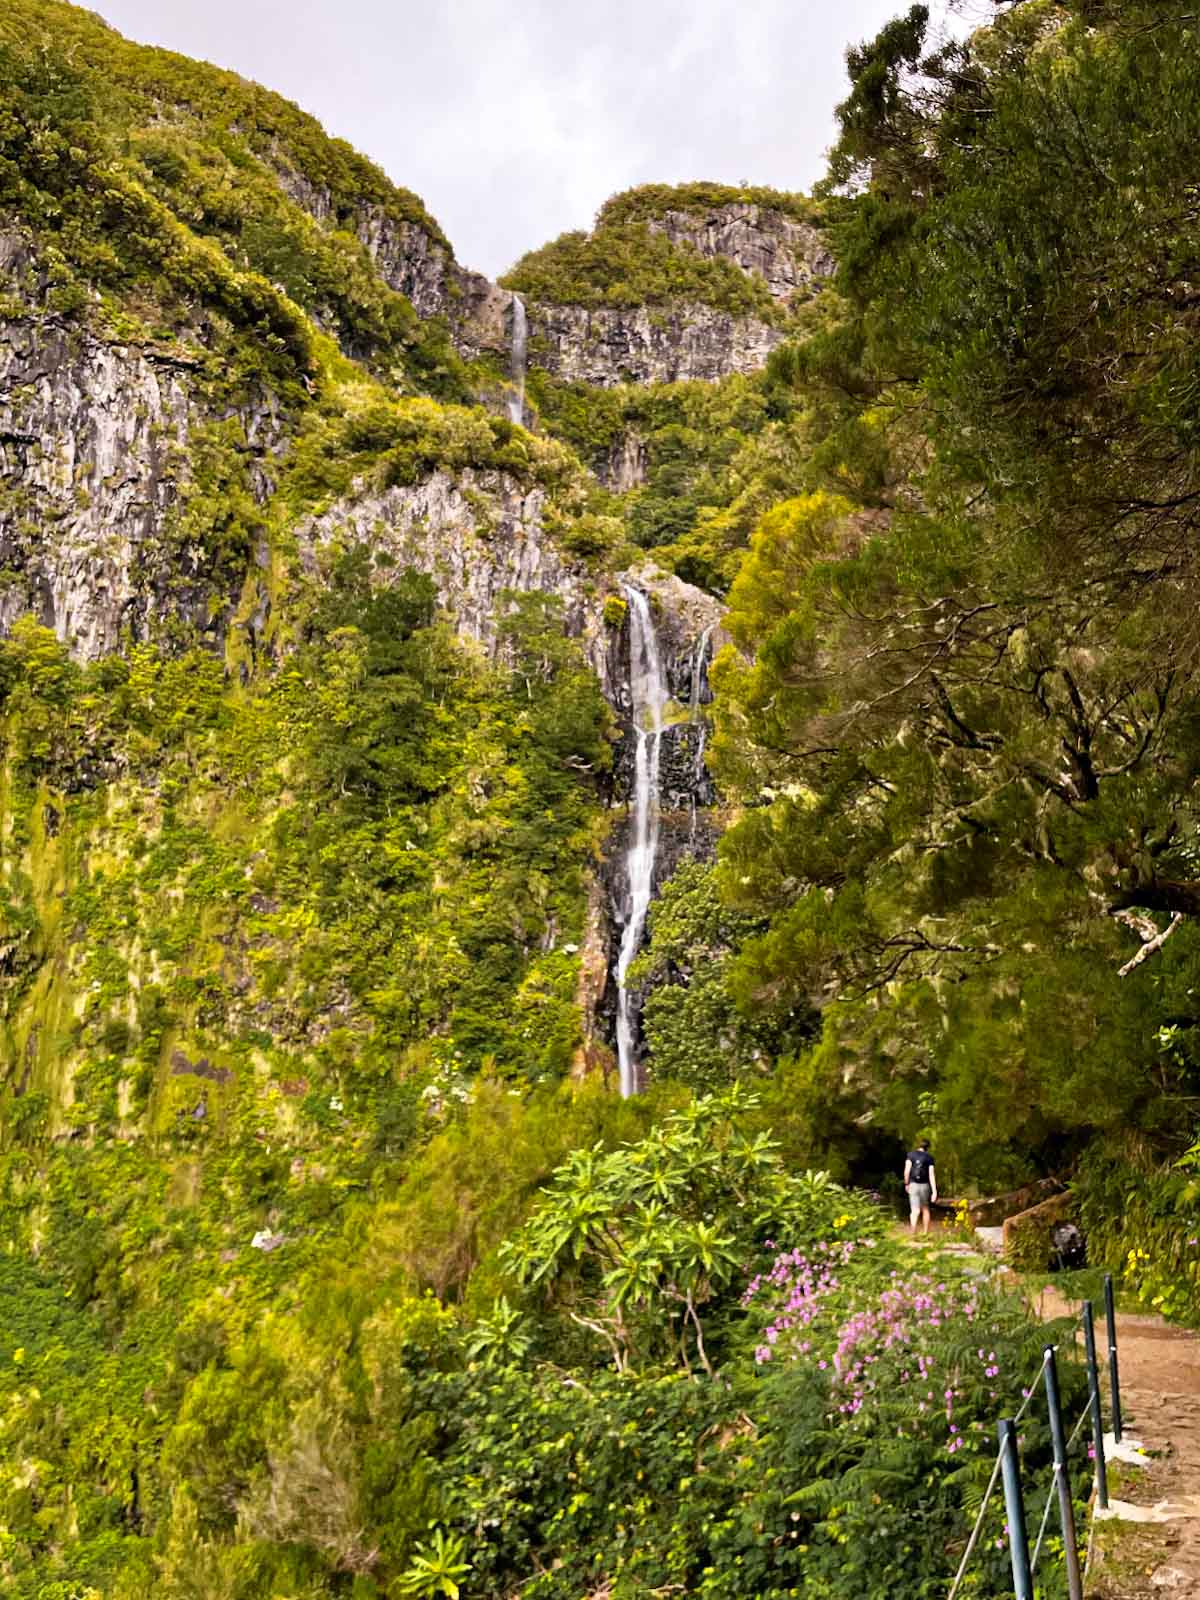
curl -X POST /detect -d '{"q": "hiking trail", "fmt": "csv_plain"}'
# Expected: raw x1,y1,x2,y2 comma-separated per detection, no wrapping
1037,1285,1200,1597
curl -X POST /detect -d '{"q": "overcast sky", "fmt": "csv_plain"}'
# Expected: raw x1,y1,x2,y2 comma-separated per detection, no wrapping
92,0,968,279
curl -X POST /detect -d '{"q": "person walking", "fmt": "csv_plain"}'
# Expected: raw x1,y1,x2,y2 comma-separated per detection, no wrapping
904,1139,937,1236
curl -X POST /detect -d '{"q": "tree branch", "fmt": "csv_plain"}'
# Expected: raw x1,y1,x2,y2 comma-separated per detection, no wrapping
1115,912,1185,978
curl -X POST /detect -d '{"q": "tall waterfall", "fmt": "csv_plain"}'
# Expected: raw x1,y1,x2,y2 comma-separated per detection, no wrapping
615,584,668,1097
507,294,527,425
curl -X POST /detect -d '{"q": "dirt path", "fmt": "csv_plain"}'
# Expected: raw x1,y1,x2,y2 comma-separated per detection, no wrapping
1038,1287,1200,1597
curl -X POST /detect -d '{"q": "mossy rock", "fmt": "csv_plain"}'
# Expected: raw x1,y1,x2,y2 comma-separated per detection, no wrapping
1003,1190,1076,1272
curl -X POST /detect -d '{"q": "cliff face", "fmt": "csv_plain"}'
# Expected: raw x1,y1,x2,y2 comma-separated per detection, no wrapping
0,234,282,662
645,203,833,307
297,469,603,663
524,299,784,387
275,187,832,386
0,2,784,1132
500,192,833,387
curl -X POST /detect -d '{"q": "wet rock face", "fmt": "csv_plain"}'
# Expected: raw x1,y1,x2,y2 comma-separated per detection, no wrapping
595,566,726,1061
279,177,831,388
524,302,785,388
521,203,834,388
598,430,648,492
355,205,456,322
353,206,512,358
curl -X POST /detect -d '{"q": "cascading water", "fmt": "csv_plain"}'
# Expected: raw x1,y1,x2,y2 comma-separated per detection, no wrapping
507,294,527,425
615,584,669,1097
688,623,715,837
689,622,715,782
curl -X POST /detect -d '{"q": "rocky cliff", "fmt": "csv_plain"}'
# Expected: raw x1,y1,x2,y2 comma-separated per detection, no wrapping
0,0,790,1128
0,230,285,661
524,299,785,387
645,202,833,307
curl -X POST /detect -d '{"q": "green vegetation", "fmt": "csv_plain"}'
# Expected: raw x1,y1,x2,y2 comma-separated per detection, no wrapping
0,1085,1090,1598
0,0,467,399
702,0,1200,1268
597,181,820,229
527,365,824,591
6,0,1200,1595
502,220,782,320
502,182,821,320
631,859,817,1093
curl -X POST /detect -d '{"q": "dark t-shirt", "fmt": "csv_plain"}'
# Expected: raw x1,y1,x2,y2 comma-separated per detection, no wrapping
907,1150,933,1185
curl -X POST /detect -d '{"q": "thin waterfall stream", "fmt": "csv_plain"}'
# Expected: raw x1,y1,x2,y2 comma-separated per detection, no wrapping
615,583,668,1097
689,623,714,778
689,623,715,837
507,294,527,424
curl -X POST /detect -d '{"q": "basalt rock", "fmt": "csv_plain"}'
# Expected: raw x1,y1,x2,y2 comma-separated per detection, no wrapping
295,467,604,664
0,283,282,659
646,204,833,307
524,301,785,388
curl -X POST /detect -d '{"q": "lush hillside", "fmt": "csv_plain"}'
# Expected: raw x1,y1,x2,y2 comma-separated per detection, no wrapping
0,0,464,394
4,0,1200,1596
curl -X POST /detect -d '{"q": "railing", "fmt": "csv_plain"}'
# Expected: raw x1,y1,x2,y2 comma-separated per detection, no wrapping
948,1273,1124,1600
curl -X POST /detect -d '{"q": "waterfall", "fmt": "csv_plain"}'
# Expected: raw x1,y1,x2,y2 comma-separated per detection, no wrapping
689,623,715,783
508,294,527,425
615,584,668,1097
689,624,715,837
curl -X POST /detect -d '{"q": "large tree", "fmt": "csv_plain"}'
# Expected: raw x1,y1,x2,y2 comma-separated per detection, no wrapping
712,1,1200,1183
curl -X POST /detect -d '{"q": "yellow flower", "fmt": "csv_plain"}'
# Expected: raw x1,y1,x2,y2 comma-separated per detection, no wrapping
12,1348,23,1364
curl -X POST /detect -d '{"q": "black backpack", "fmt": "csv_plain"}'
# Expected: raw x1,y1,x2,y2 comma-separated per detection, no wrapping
909,1150,932,1184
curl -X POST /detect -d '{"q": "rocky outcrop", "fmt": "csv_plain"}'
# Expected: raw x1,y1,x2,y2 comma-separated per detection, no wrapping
647,204,832,307
354,204,458,323
295,468,605,661
353,204,513,357
0,289,280,659
600,563,726,808
598,429,648,492
518,200,834,388
278,175,833,389
593,563,728,1074
525,301,784,388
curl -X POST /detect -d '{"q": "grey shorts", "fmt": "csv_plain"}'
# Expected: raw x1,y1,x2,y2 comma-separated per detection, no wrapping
909,1182,932,1217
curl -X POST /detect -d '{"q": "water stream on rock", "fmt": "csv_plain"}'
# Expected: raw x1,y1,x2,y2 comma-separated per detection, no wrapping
689,623,715,838
615,583,668,1096
508,294,527,424
689,623,715,779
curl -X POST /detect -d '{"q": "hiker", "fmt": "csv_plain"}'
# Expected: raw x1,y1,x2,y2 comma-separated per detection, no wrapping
904,1139,937,1236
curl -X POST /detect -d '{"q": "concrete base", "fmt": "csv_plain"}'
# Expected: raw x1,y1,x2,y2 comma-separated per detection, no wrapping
1095,1496,1200,1524
1105,1432,1150,1467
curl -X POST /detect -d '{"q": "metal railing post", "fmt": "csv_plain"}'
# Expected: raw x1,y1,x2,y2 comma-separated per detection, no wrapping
1104,1271,1123,1443
1082,1301,1110,1508
997,1417,1034,1600
1044,1344,1085,1600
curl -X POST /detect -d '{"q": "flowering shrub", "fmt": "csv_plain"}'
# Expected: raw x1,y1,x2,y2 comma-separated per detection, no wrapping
742,1244,1089,1597
747,1244,1050,1457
